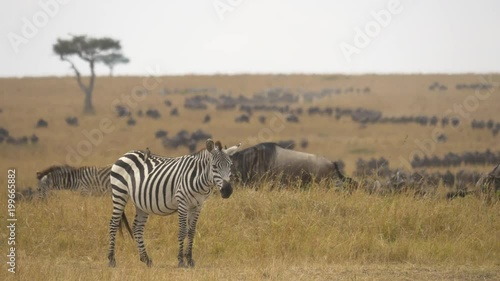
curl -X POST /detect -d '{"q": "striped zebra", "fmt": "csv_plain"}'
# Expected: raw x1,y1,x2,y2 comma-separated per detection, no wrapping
108,139,240,268
36,164,112,197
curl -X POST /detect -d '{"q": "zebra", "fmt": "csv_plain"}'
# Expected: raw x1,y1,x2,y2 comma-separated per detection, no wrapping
107,139,241,268
36,164,112,197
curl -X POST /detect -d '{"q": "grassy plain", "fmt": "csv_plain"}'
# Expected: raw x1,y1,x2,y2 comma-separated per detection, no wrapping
0,74,499,280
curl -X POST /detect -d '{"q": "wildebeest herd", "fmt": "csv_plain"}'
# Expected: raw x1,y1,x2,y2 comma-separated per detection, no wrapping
25,142,500,200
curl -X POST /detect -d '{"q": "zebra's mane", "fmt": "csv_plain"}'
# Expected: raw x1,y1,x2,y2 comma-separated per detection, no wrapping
191,148,207,156
36,165,75,180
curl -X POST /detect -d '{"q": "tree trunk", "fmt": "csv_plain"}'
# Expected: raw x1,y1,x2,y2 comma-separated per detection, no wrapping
83,60,97,114
83,89,95,114
62,57,97,114
109,66,114,77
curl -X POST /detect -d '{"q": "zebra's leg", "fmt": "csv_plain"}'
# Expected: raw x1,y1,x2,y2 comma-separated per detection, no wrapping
108,186,129,267
133,209,152,267
37,180,48,200
38,188,47,200
177,203,189,268
186,207,202,267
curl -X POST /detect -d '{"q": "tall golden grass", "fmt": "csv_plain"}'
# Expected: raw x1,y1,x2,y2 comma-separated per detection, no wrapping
1,75,499,280
1,185,499,280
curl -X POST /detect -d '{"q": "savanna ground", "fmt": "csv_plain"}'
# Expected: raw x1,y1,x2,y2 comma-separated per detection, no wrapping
0,74,499,280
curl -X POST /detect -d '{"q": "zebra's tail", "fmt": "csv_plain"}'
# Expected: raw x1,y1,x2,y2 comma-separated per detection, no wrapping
118,212,133,239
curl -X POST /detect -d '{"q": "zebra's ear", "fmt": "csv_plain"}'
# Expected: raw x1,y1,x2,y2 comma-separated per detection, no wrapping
215,141,222,151
206,139,214,152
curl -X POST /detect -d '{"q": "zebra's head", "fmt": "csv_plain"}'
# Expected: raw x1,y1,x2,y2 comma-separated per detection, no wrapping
36,172,51,198
206,139,241,199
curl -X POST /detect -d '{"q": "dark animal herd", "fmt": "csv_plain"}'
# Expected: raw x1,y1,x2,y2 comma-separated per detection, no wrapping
10,82,500,201
115,86,500,140
0,126,38,145
16,141,500,204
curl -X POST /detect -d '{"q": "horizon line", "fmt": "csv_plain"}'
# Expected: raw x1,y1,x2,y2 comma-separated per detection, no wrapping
2,71,500,79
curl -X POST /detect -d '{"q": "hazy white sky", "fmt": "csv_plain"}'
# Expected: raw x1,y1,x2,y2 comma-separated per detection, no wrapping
1,0,499,77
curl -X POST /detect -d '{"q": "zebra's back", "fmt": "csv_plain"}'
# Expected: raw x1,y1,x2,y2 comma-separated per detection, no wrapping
37,164,112,196
78,165,112,194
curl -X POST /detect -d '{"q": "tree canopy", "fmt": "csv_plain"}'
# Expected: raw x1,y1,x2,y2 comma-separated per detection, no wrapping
53,35,126,113
54,36,121,61
96,53,130,76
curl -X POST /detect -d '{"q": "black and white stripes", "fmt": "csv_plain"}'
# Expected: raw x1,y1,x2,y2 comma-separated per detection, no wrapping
36,164,112,197
107,139,240,268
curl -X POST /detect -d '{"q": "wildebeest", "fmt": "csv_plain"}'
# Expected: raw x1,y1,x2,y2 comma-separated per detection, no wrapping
115,105,131,117
235,114,250,123
127,118,136,126
146,109,161,119
230,142,352,186
155,130,168,138
30,134,39,144
65,116,79,126
36,119,48,128
170,108,179,116
286,114,299,123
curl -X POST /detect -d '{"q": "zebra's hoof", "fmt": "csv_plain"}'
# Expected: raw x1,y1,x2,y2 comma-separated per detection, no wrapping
141,256,153,267
108,259,116,268
178,260,186,268
187,259,195,268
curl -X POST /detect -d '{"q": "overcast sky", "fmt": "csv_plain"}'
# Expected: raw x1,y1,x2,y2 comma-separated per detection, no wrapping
1,0,499,77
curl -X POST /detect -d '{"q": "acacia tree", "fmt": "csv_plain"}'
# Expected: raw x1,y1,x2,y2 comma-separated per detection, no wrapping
97,53,130,77
53,35,124,114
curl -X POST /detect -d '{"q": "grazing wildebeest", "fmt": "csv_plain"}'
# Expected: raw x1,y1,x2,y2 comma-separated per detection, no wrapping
115,105,131,117
146,109,161,119
155,130,167,138
170,108,179,116
127,118,136,126
65,116,79,126
230,142,352,186
36,119,48,128
30,134,39,144
286,114,299,123
235,114,250,123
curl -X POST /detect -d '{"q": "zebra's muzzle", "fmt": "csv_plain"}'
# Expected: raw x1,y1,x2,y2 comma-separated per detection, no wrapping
220,181,233,199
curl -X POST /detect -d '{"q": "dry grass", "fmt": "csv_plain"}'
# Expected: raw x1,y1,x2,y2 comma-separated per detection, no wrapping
1,187,499,280
1,74,499,280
